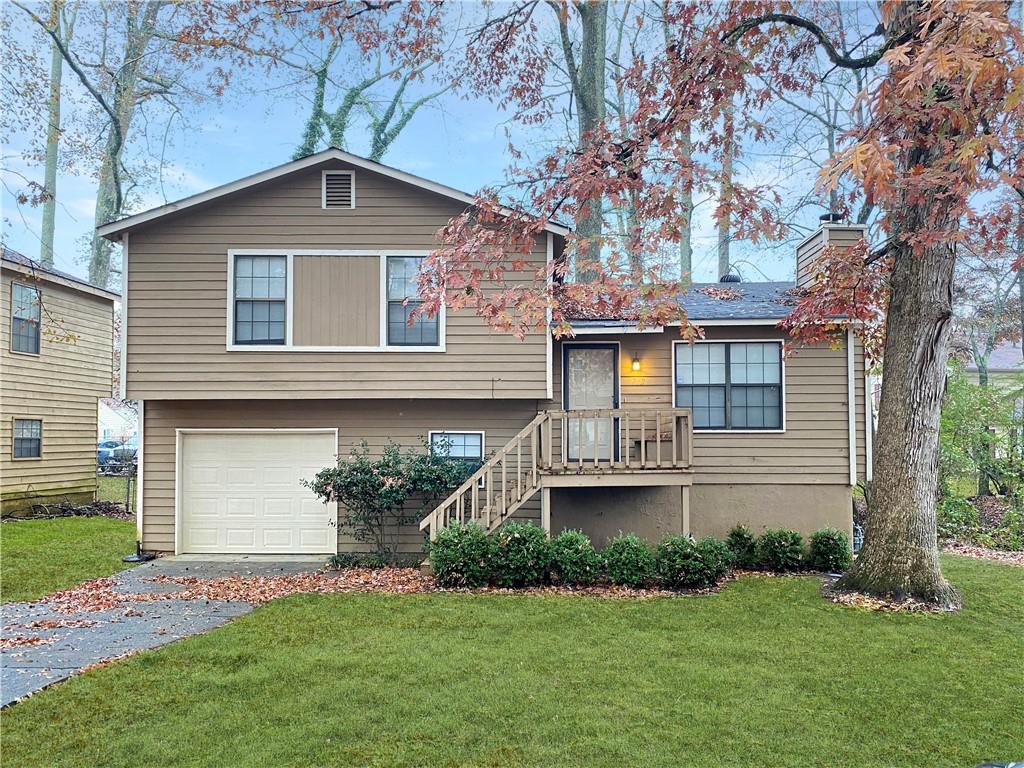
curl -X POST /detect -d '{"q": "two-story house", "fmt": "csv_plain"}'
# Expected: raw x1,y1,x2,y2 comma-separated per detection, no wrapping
1,248,117,513
97,148,870,557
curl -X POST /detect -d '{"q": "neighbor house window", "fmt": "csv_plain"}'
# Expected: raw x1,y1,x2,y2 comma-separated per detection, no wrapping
11,283,41,354
675,342,782,430
13,419,42,458
387,256,438,346
430,431,485,481
234,255,286,345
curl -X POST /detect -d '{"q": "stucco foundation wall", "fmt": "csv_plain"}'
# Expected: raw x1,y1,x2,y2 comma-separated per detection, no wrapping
689,483,853,540
550,483,851,547
551,487,683,548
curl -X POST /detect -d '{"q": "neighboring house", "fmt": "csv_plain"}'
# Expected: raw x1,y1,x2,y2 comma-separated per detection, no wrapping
964,339,1023,391
1,248,118,513
97,148,870,556
99,397,138,443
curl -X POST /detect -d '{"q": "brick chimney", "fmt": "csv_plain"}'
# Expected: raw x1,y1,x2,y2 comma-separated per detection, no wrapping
795,214,869,288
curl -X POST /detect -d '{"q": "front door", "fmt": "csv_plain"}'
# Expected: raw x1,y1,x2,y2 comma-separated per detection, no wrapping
563,344,619,462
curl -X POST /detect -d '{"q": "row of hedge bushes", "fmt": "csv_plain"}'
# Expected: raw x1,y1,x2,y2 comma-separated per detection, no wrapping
725,525,851,573
428,522,851,590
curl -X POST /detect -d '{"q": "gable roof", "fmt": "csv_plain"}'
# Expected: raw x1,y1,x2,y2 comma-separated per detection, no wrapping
1,246,118,302
568,281,798,329
96,147,571,241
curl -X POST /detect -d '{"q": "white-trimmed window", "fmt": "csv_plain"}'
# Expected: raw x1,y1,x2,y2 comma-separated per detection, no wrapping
429,431,485,480
675,341,783,430
233,255,287,345
13,418,42,459
387,256,438,347
11,282,41,355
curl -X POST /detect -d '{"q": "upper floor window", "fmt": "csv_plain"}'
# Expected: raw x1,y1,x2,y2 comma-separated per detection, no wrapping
13,418,42,458
387,256,438,347
675,341,783,430
233,255,286,345
11,282,41,354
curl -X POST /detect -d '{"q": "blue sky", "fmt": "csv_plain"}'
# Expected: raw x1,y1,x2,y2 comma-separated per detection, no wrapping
1,13,809,286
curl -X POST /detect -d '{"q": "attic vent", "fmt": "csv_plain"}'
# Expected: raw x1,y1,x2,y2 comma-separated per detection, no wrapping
322,171,355,209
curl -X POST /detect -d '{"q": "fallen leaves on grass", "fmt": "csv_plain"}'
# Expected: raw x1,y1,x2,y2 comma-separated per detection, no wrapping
943,542,1024,567
824,588,947,614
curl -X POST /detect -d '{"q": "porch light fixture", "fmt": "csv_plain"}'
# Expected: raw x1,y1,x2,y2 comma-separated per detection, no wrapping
631,354,641,372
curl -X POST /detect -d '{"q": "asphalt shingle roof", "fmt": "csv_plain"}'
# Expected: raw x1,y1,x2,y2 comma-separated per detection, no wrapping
1,246,118,297
567,281,799,326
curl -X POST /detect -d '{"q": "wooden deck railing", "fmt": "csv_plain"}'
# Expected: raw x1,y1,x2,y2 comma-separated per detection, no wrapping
420,408,693,541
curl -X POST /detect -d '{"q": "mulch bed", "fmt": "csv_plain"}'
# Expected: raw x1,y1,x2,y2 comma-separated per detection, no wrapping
942,541,1024,567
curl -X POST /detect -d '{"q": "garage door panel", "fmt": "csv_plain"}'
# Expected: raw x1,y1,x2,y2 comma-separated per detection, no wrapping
180,431,336,554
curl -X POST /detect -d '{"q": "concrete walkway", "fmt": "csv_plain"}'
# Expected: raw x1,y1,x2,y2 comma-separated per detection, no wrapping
0,556,324,707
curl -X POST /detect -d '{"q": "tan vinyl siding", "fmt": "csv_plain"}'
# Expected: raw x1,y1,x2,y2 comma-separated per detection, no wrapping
552,326,863,486
292,255,379,346
1,268,114,510
126,163,548,400
795,230,825,288
140,399,543,553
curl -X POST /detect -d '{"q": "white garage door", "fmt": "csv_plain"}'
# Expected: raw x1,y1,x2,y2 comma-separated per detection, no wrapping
179,431,337,554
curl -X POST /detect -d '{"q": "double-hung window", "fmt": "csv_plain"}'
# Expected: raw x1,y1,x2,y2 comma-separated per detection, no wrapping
13,418,42,458
11,283,41,354
386,256,438,347
675,342,783,430
430,431,485,481
233,255,286,345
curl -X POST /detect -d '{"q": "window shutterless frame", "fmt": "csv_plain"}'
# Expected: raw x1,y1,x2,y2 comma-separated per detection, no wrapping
428,430,486,487
671,340,786,433
11,417,43,460
224,250,445,352
10,281,41,356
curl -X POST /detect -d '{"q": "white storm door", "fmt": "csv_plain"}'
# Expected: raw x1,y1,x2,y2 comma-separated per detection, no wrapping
563,344,619,462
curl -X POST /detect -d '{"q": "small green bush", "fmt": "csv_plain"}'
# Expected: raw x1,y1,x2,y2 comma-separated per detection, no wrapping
549,529,602,586
656,535,732,589
806,528,852,572
756,529,804,572
428,523,491,588
936,495,980,541
603,534,656,588
725,525,758,568
490,521,551,588
979,508,1024,551
326,552,388,569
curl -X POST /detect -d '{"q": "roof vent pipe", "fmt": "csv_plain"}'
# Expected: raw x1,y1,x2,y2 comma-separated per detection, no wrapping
819,212,844,224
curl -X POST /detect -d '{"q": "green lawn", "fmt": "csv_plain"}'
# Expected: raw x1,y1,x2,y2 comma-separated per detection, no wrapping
2,556,1021,767
97,474,135,511
0,516,137,603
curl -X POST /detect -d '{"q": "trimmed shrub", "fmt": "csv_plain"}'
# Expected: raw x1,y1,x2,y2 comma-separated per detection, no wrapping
490,521,551,588
656,535,732,589
806,528,852,572
725,525,758,568
603,534,657,588
756,528,804,572
549,529,602,586
428,523,491,588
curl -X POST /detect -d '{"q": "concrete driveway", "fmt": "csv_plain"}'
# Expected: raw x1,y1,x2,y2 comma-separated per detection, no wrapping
0,556,325,707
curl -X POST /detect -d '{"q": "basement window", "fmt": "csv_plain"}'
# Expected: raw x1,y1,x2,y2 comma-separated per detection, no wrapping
322,171,355,209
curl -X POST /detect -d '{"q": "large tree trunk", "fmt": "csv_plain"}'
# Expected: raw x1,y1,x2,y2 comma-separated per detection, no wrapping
716,96,734,280
679,121,693,280
40,0,72,267
573,0,607,282
836,233,960,607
